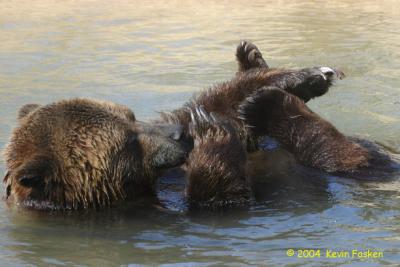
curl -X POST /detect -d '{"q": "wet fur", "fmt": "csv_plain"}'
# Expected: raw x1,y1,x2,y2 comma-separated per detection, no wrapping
4,98,187,210
185,107,251,209
238,87,396,174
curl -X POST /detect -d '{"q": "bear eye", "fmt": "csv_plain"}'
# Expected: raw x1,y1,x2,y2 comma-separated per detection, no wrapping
18,174,42,188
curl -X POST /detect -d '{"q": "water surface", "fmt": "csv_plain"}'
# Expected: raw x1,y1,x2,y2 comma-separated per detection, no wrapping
1,0,400,266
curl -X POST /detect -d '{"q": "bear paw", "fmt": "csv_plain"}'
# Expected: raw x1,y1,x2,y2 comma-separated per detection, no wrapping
236,40,269,72
238,86,288,136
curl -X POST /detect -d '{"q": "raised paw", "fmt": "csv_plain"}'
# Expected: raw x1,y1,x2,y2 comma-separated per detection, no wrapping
236,40,269,72
238,86,289,136
283,66,346,102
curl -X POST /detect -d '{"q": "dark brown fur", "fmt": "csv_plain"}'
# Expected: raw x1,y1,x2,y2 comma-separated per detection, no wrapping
4,98,187,210
185,108,251,209
239,87,370,173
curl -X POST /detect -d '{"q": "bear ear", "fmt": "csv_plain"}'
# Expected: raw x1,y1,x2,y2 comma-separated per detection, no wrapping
17,104,41,123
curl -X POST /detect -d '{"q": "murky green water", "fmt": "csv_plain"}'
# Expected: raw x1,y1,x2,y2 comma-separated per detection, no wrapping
1,0,400,266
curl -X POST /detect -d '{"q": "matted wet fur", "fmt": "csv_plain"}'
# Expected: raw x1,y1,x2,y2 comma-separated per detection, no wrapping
239,87,398,175
185,106,251,209
183,90,398,210
3,98,188,210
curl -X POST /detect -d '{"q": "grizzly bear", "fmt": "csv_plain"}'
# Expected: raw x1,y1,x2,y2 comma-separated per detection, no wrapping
3,98,189,210
182,41,398,209
5,41,391,211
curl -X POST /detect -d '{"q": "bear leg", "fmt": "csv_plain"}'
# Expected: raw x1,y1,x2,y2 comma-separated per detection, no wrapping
239,87,369,173
268,67,345,102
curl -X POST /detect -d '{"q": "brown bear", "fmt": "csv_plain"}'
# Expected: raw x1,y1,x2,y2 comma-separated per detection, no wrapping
158,40,345,208
182,42,398,209
160,40,345,149
3,98,189,210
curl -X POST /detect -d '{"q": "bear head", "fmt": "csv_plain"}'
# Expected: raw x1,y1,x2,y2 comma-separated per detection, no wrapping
3,98,189,210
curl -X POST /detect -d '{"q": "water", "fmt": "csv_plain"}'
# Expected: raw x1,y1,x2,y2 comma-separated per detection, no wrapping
1,0,400,266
